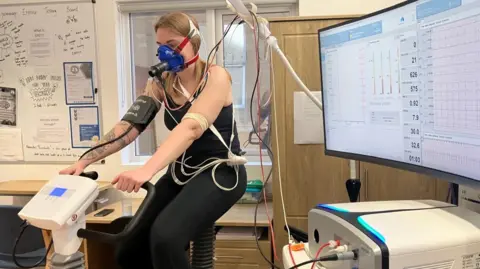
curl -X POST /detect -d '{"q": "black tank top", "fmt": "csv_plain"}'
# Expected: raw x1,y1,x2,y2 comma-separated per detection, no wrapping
163,73,242,180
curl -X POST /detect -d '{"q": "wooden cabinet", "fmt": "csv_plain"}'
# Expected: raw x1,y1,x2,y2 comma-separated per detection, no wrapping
214,236,271,269
359,162,449,201
212,203,273,269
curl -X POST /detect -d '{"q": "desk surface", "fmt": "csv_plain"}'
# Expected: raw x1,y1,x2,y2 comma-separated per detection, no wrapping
87,199,273,227
0,180,112,196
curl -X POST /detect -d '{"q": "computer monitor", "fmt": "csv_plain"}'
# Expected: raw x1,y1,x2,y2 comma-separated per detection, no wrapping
318,0,480,187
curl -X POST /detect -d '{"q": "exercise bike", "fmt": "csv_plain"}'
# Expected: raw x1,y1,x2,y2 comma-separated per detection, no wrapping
14,172,216,269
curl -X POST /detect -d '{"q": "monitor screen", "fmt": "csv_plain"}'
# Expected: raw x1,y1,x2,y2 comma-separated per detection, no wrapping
319,0,480,184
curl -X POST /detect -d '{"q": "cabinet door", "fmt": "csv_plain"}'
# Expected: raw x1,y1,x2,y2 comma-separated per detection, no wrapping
360,162,449,201
270,17,357,266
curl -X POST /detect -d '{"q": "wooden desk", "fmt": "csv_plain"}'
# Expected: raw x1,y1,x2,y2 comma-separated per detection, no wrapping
87,199,272,227
0,180,112,196
81,200,274,269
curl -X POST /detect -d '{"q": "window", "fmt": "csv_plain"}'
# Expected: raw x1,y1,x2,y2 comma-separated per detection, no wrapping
117,1,296,165
217,9,293,161
124,11,210,164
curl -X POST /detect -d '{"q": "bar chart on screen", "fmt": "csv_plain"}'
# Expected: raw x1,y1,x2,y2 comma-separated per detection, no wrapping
367,36,401,97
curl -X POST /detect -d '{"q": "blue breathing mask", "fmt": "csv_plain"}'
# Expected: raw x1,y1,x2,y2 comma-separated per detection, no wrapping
157,45,186,73
148,17,200,78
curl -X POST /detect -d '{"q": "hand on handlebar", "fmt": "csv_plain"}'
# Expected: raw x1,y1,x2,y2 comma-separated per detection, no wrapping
59,160,88,176
112,167,153,193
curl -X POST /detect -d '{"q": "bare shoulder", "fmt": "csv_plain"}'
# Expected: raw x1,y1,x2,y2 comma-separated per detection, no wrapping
208,65,232,84
202,65,233,106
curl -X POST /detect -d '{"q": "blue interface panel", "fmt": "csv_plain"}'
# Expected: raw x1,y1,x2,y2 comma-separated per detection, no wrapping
49,187,67,197
320,0,480,181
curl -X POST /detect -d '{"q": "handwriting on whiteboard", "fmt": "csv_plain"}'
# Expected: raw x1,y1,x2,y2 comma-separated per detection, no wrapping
44,6,57,16
57,29,90,56
1,11,17,17
19,74,62,107
25,144,81,158
66,6,79,24
1,6,59,17
0,20,27,67
21,8,38,16
66,15,78,24
66,6,79,13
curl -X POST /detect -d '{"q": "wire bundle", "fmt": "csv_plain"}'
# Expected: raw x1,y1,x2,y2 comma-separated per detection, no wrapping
243,10,354,269
12,220,53,268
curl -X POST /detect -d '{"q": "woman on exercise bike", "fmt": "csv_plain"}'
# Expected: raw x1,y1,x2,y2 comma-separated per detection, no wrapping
60,12,247,269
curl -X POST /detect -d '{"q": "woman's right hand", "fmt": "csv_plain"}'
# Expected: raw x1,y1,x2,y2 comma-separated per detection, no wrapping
59,161,88,175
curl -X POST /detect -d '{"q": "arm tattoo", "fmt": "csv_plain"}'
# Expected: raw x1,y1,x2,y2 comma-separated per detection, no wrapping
81,121,135,161
117,121,132,148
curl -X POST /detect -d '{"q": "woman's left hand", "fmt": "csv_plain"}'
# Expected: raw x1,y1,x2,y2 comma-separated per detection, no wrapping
112,168,153,193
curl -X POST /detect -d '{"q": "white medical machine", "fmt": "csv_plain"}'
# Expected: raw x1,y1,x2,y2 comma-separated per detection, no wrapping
15,173,99,268
284,200,480,269
14,172,155,269
18,175,99,256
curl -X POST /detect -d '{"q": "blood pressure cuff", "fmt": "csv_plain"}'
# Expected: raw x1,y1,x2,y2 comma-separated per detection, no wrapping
121,95,161,132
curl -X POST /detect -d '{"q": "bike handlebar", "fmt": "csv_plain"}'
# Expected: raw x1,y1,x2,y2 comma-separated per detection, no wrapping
76,172,156,244
79,171,99,180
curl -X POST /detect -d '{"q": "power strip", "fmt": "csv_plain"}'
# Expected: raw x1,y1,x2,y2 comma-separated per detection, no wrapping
282,244,326,269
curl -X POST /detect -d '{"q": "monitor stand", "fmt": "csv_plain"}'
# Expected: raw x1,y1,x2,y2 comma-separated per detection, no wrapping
448,183,459,205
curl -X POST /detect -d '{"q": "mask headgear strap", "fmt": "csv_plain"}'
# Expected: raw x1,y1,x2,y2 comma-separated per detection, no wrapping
174,18,200,68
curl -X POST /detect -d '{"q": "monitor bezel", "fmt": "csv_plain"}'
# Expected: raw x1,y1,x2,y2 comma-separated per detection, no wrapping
318,0,480,188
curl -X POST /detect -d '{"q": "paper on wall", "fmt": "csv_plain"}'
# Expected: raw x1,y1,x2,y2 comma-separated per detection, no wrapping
64,62,95,104
293,91,324,144
69,106,99,148
0,87,17,127
0,128,24,161
33,114,69,144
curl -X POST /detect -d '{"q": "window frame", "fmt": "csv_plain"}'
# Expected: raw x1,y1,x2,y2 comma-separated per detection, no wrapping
214,5,297,66
215,5,296,164
116,0,297,165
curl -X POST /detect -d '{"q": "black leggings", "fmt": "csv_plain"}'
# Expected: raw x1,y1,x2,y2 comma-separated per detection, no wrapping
116,164,247,269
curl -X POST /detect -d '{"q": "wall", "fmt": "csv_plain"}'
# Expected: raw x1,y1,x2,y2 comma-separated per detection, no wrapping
0,0,122,204
299,0,403,16
0,0,272,204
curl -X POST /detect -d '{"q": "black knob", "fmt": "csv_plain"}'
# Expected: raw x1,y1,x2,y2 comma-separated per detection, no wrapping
346,179,361,202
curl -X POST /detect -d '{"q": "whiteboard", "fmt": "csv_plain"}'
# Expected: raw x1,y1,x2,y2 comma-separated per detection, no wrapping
0,1,102,163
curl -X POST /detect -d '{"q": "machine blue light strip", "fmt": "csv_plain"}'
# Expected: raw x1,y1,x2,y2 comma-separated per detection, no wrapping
317,204,350,213
320,21,383,48
416,0,462,20
357,216,386,243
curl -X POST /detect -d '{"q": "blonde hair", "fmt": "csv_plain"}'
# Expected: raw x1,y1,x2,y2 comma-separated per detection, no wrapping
153,12,207,99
